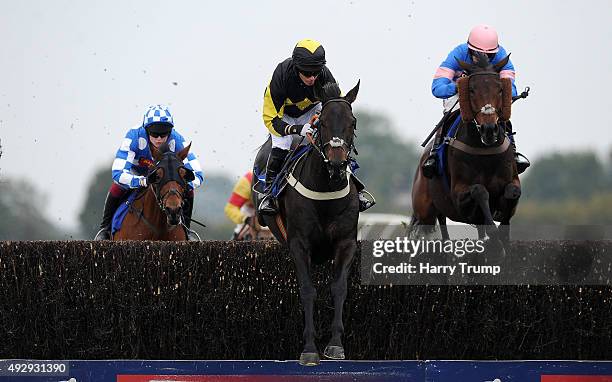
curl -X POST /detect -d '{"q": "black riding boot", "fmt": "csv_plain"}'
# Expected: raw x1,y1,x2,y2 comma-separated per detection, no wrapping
182,193,199,241
505,121,530,174
422,130,443,179
93,192,123,240
258,147,288,215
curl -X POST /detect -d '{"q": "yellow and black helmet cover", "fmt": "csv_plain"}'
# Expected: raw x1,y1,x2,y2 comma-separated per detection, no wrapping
291,39,326,72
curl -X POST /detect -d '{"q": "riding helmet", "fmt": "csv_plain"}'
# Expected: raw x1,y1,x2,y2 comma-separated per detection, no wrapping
143,104,174,135
467,24,499,54
292,39,326,72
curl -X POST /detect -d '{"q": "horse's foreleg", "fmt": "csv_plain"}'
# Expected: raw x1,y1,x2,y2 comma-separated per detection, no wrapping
290,238,319,366
324,238,356,360
468,184,497,237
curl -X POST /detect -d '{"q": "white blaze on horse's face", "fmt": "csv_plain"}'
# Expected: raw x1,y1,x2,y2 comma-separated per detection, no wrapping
481,104,496,115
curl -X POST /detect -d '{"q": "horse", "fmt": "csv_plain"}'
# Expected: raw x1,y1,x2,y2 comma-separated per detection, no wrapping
112,142,196,241
253,81,361,365
411,53,521,249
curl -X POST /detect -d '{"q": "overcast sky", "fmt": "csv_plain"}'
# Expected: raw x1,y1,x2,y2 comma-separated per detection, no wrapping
1,0,611,230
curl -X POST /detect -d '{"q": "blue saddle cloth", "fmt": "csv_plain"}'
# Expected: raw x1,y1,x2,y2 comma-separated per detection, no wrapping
111,191,139,234
434,114,462,189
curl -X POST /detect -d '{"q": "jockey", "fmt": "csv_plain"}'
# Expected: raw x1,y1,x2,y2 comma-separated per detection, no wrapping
422,24,530,178
93,105,204,240
258,38,374,215
224,171,256,239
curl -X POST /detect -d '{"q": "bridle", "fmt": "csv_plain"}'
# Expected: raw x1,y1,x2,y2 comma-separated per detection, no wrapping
148,156,190,225
465,72,503,143
306,98,356,170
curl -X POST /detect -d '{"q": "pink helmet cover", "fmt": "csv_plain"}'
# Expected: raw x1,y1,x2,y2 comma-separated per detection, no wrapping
468,24,499,53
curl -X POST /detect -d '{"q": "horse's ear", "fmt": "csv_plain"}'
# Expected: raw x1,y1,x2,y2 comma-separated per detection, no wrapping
493,53,511,73
500,78,512,121
150,143,162,161
344,80,360,104
178,142,191,161
456,77,474,122
179,167,195,182
455,57,473,74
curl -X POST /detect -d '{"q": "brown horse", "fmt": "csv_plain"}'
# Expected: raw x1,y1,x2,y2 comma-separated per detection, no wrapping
113,143,195,241
411,53,521,247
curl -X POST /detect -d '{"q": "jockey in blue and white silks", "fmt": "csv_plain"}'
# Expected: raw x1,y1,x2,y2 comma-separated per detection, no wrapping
112,125,203,190
422,24,530,179
94,105,204,240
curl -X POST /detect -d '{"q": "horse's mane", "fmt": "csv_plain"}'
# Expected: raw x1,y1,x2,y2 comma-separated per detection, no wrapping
315,81,342,103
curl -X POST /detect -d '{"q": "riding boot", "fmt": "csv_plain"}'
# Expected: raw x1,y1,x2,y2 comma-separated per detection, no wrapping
505,121,530,174
182,192,200,241
422,130,443,179
351,174,376,212
93,192,123,240
258,147,288,215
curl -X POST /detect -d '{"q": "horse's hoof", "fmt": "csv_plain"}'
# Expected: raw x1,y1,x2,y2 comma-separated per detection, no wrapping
323,345,345,360
299,352,321,366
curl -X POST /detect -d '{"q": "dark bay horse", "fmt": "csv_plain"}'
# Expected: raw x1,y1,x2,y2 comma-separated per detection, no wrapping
411,54,521,247
253,81,361,365
113,143,195,241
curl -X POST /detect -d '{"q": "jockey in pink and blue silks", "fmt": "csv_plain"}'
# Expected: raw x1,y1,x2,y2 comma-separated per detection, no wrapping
422,24,530,178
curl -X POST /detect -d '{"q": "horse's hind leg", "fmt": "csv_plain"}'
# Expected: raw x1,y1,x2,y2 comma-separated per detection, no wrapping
324,238,357,360
290,237,320,366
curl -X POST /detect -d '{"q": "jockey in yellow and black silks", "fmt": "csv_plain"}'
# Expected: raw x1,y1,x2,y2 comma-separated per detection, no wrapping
258,39,374,215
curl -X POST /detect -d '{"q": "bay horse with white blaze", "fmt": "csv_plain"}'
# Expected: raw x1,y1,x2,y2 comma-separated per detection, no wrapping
411,53,521,248
253,81,361,365
113,143,195,241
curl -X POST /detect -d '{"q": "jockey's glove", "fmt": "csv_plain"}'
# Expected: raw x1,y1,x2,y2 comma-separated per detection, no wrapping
286,123,313,137
138,177,147,188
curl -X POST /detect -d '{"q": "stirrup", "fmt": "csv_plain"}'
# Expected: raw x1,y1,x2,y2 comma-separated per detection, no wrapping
94,228,111,240
515,153,530,174
358,190,376,212
182,224,201,241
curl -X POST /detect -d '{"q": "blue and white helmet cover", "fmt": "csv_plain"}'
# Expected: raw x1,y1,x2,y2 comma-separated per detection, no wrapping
142,104,174,129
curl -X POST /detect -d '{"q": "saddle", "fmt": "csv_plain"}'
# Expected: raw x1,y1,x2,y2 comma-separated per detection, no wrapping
253,136,312,198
